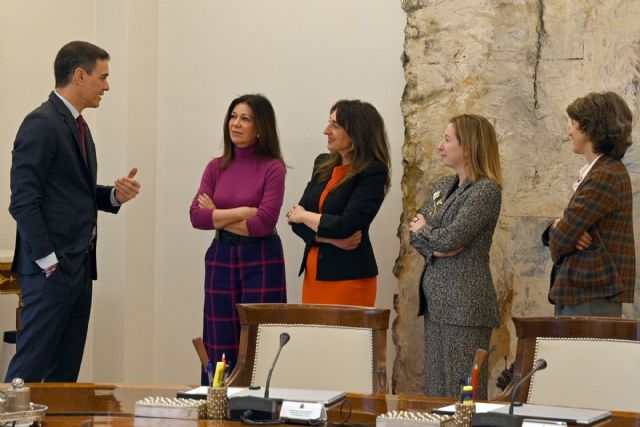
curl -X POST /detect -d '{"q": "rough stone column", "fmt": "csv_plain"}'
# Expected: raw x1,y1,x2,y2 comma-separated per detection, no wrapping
395,0,640,397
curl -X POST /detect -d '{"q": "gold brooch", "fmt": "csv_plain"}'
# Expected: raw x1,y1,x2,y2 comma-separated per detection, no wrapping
430,190,444,217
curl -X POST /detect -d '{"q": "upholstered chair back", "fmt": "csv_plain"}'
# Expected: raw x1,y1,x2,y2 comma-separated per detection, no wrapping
528,337,640,412
501,317,640,412
226,303,390,394
252,324,374,393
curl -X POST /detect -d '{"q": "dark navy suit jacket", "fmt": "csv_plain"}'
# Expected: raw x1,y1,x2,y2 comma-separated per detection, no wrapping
9,92,119,280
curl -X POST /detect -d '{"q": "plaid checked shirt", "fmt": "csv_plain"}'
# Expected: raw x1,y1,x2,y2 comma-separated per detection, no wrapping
544,156,635,305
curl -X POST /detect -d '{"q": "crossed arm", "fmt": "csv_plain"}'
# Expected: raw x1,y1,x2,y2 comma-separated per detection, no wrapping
409,180,501,258
189,161,285,237
286,204,362,250
409,213,463,257
544,171,617,260
196,193,256,235
288,162,388,251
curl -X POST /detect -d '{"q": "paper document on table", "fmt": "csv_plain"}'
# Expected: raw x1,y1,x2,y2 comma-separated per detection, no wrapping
432,403,507,415
230,387,345,406
491,404,611,425
177,386,244,400
177,386,344,406
522,420,567,427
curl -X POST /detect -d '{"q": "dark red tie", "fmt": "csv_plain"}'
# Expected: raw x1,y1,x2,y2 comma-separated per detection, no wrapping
77,114,87,161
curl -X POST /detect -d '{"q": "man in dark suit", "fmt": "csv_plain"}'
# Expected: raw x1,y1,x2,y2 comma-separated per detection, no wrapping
543,92,635,317
5,41,141,382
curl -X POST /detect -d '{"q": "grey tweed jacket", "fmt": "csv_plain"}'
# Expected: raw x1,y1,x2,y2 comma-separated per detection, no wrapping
410,175,501,328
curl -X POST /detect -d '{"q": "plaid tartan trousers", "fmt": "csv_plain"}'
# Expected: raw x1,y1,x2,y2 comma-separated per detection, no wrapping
543,156,635,306
202,234,286,384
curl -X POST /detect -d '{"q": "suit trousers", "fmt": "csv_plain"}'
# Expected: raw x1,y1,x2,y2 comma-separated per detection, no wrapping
554,298,622,317
424,318,492,400
5,257,92,382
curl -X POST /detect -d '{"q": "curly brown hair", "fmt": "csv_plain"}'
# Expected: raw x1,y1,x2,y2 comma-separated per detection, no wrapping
566,92,633,160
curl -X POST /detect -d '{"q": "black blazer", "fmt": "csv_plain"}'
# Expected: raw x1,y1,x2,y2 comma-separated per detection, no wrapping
9,92,119,279
291,154,387,280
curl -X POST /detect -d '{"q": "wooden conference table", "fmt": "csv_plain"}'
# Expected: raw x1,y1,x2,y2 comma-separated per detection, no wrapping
10,383,640,426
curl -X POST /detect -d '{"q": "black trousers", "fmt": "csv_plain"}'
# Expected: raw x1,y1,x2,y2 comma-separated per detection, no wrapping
5,258,92,382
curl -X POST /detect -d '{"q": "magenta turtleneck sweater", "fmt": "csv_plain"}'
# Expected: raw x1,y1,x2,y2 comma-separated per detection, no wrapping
189,144,286,237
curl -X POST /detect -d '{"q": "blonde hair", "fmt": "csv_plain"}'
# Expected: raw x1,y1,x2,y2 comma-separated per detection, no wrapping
450,114,503,190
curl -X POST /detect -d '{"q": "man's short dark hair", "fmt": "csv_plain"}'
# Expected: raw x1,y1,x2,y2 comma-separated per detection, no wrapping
54,41,110,88
566,91,633,159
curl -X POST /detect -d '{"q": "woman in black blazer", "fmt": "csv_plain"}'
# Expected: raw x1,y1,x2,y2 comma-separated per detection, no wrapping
287,100,391,306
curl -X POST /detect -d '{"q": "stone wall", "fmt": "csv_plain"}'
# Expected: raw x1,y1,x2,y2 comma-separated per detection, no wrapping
395,0,640,396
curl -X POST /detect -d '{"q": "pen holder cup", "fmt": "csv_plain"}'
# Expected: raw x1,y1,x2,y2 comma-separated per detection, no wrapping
454,402,475,427
207,386,228,419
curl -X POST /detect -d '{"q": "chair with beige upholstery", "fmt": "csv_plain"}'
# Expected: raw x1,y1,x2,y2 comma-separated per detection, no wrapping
0,249,22,329
500,316,640,412
226,303,390,394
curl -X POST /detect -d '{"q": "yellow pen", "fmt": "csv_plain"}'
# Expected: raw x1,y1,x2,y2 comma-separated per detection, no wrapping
212,361,225,388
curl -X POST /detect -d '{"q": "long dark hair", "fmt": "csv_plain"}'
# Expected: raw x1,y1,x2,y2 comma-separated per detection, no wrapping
314,100,391,192
221,94,284,168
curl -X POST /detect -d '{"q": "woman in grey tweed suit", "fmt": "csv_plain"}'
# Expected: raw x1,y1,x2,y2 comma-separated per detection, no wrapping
409,114,502,400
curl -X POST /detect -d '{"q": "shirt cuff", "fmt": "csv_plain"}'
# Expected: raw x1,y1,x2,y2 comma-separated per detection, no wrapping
35,252,59,270
110,188,121,207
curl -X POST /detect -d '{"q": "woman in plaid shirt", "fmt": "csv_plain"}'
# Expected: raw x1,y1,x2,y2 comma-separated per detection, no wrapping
543,91,635,317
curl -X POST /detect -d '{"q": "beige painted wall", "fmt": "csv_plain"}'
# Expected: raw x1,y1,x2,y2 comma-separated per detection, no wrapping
0,1,405,384
0,0,100,380
154,0,405,384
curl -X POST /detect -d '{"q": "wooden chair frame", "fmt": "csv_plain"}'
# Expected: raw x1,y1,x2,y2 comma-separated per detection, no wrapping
226,303,390,393
497,316,640,402
0,260,21,330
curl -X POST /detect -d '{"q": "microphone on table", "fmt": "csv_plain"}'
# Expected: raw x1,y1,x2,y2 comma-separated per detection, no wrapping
229,332,291,422
509,358,547,415
264,332,290,399
472,359,547,427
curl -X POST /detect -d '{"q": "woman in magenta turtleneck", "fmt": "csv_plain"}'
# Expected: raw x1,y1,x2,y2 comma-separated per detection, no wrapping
189,94,286,383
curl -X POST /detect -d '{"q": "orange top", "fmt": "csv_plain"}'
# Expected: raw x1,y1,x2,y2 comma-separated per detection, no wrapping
302,164,377,307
